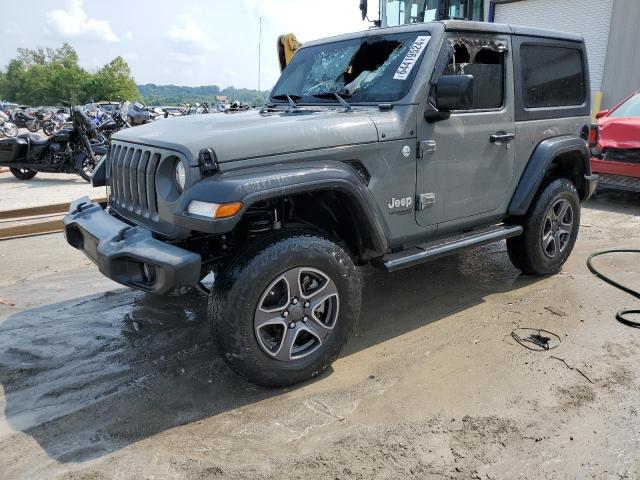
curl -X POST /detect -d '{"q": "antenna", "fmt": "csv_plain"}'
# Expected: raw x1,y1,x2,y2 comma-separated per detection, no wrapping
258,17,262,92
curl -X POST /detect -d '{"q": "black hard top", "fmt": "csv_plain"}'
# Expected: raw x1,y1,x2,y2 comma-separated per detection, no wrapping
441,20,584,42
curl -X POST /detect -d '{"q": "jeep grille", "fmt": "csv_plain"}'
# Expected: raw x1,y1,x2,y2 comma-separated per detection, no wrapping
107,141,163,221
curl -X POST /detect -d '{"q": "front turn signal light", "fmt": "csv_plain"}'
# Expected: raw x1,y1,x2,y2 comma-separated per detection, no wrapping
215,202,243,218
187,200,243,219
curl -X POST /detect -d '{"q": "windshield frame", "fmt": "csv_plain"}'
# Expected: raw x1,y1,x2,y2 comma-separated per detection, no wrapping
268,29,432,107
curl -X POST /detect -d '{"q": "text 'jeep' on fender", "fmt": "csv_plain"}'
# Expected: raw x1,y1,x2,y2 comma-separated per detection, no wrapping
64,21,597,387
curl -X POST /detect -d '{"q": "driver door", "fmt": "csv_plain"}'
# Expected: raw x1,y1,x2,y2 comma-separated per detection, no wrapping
416,34,515,227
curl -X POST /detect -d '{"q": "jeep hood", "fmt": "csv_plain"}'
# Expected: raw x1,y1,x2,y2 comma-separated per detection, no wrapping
112,109,380,163
597,116,640,149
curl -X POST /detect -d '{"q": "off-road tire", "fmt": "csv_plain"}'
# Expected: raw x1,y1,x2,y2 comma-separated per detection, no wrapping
209,231,361,387
507,178,580,275
9,167,38,180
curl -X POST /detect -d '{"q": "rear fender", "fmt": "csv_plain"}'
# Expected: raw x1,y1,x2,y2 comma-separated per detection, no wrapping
509,136,591,216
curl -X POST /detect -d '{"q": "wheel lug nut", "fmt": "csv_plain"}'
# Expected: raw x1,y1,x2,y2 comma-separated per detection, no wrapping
304,301,310,308
291,298,298,305
282,310,289,318
289,322,296,329
302,316,308,323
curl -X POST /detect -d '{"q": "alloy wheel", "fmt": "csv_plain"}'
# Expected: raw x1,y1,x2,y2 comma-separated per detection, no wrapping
254,267,339,361
541,198,573,258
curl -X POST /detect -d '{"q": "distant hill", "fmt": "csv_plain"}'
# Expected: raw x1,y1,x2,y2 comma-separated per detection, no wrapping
138,84,270,106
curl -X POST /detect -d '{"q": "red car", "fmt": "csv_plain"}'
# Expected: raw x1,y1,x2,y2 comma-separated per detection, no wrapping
590,91,640,193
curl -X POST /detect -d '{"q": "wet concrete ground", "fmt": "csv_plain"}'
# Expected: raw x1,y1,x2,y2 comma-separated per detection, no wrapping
0,191,638,479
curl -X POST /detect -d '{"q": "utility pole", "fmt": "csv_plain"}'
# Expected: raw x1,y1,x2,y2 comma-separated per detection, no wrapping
258,16,262,92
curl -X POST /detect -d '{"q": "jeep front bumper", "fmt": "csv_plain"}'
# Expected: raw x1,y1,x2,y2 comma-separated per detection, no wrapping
63,197,202,294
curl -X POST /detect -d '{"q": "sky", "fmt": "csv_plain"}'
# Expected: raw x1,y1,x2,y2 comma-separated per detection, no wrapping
1,0,367,91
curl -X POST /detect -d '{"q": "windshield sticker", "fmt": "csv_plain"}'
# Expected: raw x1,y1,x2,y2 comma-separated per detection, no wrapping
393,36,430,80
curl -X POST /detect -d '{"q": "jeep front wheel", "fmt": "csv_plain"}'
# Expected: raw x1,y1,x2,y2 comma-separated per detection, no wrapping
209,232,361,387
507,178,580,275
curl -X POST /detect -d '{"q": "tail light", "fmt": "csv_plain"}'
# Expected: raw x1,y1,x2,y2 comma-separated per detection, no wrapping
588,123,602,158
588,123,599,149
589,123,598,148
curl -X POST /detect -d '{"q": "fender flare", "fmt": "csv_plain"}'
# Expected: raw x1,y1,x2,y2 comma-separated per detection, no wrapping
173,160,390,258
508,136,590,216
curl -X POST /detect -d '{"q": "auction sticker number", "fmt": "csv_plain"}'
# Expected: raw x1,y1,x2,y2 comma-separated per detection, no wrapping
394,36,430,81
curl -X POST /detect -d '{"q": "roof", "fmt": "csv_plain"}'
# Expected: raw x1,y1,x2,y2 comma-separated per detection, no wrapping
442,20,584,42
301,20,583,49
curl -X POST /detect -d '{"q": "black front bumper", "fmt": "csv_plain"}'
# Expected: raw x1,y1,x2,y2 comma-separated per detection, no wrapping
63,197,202,294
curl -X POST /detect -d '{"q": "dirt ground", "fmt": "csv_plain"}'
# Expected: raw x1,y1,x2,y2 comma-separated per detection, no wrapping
0,190,638,480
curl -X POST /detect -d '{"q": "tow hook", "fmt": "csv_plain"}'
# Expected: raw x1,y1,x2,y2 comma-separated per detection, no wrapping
114,226,132,242
71,201,89,215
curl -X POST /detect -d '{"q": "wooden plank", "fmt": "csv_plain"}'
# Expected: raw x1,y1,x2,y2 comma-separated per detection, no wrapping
0,197,107,220
0,197,107,240
0,218,64,240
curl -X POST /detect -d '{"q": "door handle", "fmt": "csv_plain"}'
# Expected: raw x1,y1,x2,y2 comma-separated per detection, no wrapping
490,132,516,143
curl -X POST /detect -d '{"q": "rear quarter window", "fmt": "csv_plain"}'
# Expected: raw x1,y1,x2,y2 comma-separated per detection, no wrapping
521,44,585,108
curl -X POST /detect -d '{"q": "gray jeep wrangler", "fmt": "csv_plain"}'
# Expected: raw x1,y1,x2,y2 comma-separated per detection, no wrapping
64,20,597,387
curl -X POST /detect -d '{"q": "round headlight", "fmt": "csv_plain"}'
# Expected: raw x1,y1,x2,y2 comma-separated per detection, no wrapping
175,160,186,191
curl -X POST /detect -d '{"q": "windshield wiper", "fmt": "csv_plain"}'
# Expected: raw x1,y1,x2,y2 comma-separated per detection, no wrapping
271,94,301,110
312,92,353,112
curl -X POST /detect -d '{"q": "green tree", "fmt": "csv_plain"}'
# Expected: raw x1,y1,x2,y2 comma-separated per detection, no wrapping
92,57,141,102
0,44,139,106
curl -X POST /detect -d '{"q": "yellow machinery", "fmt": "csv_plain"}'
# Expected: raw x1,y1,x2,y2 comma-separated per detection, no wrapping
277,33,302,72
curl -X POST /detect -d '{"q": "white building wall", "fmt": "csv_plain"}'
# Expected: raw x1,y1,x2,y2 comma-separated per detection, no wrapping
492,0,614,99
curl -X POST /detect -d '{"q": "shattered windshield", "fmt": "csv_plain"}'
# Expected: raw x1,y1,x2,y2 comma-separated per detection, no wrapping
270,32,431,105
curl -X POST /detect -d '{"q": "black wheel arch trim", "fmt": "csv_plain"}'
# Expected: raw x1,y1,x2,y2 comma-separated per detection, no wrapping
508,135,593,216
172,160,390,258
91,155,107,187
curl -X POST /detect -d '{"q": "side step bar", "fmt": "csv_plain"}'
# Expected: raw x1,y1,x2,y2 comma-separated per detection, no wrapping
376,225,523,272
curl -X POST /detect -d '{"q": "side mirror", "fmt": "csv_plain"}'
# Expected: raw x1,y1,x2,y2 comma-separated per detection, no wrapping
359,0,368,20
595,109,609,119
435,75,474,111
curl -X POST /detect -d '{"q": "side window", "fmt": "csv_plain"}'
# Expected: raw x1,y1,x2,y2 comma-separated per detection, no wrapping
442,38,505,110
521,45,585,108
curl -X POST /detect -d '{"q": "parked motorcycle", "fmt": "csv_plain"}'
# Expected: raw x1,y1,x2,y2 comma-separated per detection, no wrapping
0,104,107,182
11,107,40,131
0,111,19,138
27,109,50,133
126,102,152,126
42,111,68,136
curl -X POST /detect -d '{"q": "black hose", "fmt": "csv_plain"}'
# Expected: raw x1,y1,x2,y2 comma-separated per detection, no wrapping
586,249,640,328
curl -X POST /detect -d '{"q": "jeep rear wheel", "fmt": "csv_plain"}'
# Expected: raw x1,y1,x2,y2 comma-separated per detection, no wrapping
209,232,361,387
507,178,580,275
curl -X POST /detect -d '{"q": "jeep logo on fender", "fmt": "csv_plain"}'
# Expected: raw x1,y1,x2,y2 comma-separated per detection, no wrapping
388,197,413,215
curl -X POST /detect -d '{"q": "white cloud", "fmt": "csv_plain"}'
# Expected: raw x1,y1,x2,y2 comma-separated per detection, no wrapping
46,0,119,42
223,69,239,78
4,21,20,36
167,15,219,52
243,0,364,43
124,31,134,41
169,52,206,64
